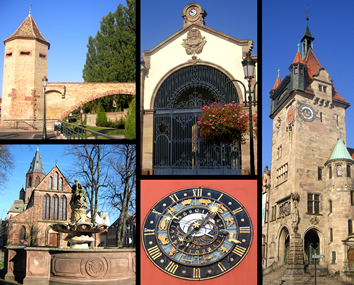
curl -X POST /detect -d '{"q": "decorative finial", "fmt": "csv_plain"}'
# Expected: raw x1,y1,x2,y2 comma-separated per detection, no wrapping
55,159,58,166
339,130,341,140
29,4,32,17
297,43,300,52
37,144,39,152
305,3,309,20
277,69,280,77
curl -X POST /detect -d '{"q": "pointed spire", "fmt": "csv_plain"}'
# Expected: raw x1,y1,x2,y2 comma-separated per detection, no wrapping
327,132,354,163
4,12,50,48
27,148,46,175
301,17,315,60
271,69,281,90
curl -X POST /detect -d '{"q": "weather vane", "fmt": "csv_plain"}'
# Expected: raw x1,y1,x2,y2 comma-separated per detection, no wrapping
29,4,32,17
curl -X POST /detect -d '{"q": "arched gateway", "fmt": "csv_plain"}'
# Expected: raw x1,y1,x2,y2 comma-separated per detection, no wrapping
153,65,242,175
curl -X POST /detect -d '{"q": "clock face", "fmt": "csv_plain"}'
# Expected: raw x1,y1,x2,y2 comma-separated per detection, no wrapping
189,8,197,16
142,187,253,280
287,106,295,124
298,104,315,122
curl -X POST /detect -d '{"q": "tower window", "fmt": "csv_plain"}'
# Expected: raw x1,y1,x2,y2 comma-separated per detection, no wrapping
6,52,12,57
329,166,332,179
307,193,320,214
330,228,333,242
352,191,354,206
39,53,47,59
271,205,276,221
347,165,351,178
337,164,342,177
331,251,336,264
20,51,31,56
318,167,323,180
318,85,322,91
323,86,327,93
329,200,332,214
349,220,353,235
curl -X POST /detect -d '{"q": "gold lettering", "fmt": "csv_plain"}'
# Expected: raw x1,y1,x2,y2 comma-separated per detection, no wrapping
218,262,226,272
233,245,246,256
147,245,162,260
193,268,201,279
232,207,243,215
166,261,178,274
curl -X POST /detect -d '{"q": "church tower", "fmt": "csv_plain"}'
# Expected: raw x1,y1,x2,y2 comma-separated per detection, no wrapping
1,8,50,126
25,147,46,204
263,17,354,283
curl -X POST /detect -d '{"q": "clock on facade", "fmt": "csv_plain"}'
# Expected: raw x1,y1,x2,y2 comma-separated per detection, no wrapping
142,187,253,280
298,104,316,122
189,8,197,16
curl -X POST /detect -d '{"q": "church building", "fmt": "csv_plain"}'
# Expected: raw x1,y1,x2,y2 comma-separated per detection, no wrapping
141,3,257,175
262,18,354,284
5,148,72,247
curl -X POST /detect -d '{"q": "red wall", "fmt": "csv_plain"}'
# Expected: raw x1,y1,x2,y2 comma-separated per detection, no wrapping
141,180,257,285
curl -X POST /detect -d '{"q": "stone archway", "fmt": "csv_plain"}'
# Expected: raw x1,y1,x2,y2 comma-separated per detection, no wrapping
278,226,290,265
304,228,320,265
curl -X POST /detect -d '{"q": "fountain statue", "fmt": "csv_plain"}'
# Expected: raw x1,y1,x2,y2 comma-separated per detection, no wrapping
50,179,107,248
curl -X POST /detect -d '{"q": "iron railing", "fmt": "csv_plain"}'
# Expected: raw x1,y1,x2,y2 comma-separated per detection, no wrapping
61,122,121,140
1,119,56,130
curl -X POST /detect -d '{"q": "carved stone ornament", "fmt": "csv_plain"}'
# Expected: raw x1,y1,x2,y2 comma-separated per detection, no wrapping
291,192,300,233
310,216,319,225
182,29,206,55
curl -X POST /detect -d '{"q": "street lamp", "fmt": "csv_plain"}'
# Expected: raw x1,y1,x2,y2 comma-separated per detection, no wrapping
42,76,48,140
242,51,257,176
221,51,257,175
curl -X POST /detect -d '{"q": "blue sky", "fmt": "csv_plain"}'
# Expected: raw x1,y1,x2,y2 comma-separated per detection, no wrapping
141,0,257,56
0,145,125,223
0,0,124,97
262,0,354,171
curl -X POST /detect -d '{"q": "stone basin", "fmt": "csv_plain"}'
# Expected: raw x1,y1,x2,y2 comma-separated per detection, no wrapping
5,246,136,285
50,222,108,248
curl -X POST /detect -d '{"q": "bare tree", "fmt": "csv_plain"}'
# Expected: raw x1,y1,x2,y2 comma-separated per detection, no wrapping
105,145,136,247
0,145,14,189
64,145,110,223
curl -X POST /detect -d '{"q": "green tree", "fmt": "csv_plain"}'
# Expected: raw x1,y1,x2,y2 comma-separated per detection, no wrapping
125,97,135,139
83,0,136,83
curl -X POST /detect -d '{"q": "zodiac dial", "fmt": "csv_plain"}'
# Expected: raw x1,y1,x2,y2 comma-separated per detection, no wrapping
142,187,253,280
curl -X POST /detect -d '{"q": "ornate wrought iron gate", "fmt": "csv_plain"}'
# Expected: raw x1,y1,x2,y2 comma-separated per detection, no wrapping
153,65,242,175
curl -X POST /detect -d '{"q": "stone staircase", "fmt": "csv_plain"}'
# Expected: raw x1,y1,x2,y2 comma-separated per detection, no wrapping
263,265,349,285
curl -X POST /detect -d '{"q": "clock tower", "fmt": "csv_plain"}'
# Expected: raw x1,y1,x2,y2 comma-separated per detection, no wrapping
263,17,354,283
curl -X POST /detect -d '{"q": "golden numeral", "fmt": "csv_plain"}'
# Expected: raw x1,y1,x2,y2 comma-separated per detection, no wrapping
166,261,178,274
143,228,155,235
169,194,179,203
152,209,162,216
217,193,223,201
232,207,243,215
233,245,246,256
147,245,162,260
239,227,251,233
193,268,201,278
218,262,226,272
192,188,202,196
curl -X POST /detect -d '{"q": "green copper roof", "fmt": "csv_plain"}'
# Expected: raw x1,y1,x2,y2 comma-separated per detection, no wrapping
327,135,354,163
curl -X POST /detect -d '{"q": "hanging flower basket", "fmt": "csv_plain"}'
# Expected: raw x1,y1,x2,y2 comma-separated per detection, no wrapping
197,101,250,145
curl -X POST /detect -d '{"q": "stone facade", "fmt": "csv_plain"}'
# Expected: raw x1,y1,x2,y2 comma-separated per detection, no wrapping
262,19,354,284
1,13,135,129
141,3,257,175
6,151,73,247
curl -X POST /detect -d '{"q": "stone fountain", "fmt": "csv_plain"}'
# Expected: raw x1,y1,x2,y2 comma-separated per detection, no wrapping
5,180,136,285
50,179,107,248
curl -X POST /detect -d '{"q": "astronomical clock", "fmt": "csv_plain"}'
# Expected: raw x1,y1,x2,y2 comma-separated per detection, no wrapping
141,181,257,284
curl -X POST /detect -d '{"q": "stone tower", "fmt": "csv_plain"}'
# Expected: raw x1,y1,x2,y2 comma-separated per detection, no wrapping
25,147,46,204
1,10,50,126
263,17,354,283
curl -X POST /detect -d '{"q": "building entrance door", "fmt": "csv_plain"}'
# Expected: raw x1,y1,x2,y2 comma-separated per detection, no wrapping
153,65,242,175
305,229,320,265
49,233,58,246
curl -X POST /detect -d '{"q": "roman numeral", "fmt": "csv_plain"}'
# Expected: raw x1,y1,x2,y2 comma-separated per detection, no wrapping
192,188,202,196
233,245,246,257
217,193,223,201
218,262,226,272
143,228,155,236
147,245,162,260
193,268,200,278
169,194,179,203
166,261,178,274
232,207,243,215
239,226,251,233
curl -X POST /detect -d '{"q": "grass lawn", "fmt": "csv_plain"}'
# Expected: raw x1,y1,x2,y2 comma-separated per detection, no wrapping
0,260,4,269
66,122,125,139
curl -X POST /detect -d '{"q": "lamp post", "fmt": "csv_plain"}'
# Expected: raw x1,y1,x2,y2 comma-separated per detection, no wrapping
221,51,257,175
42,76,48,140
242,51,257,176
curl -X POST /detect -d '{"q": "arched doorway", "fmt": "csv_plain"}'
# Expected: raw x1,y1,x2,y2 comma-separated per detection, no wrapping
279,227,290,265
153,64,242,175
305,229,320,265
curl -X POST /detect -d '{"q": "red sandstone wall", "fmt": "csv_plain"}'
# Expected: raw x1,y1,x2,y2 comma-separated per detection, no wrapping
140,180,258,285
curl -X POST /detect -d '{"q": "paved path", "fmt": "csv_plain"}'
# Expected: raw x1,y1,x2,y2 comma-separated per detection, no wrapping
0,130,58,140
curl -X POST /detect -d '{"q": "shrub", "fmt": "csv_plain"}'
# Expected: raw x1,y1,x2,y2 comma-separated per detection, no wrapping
125,97,136,139
96,112,108,127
